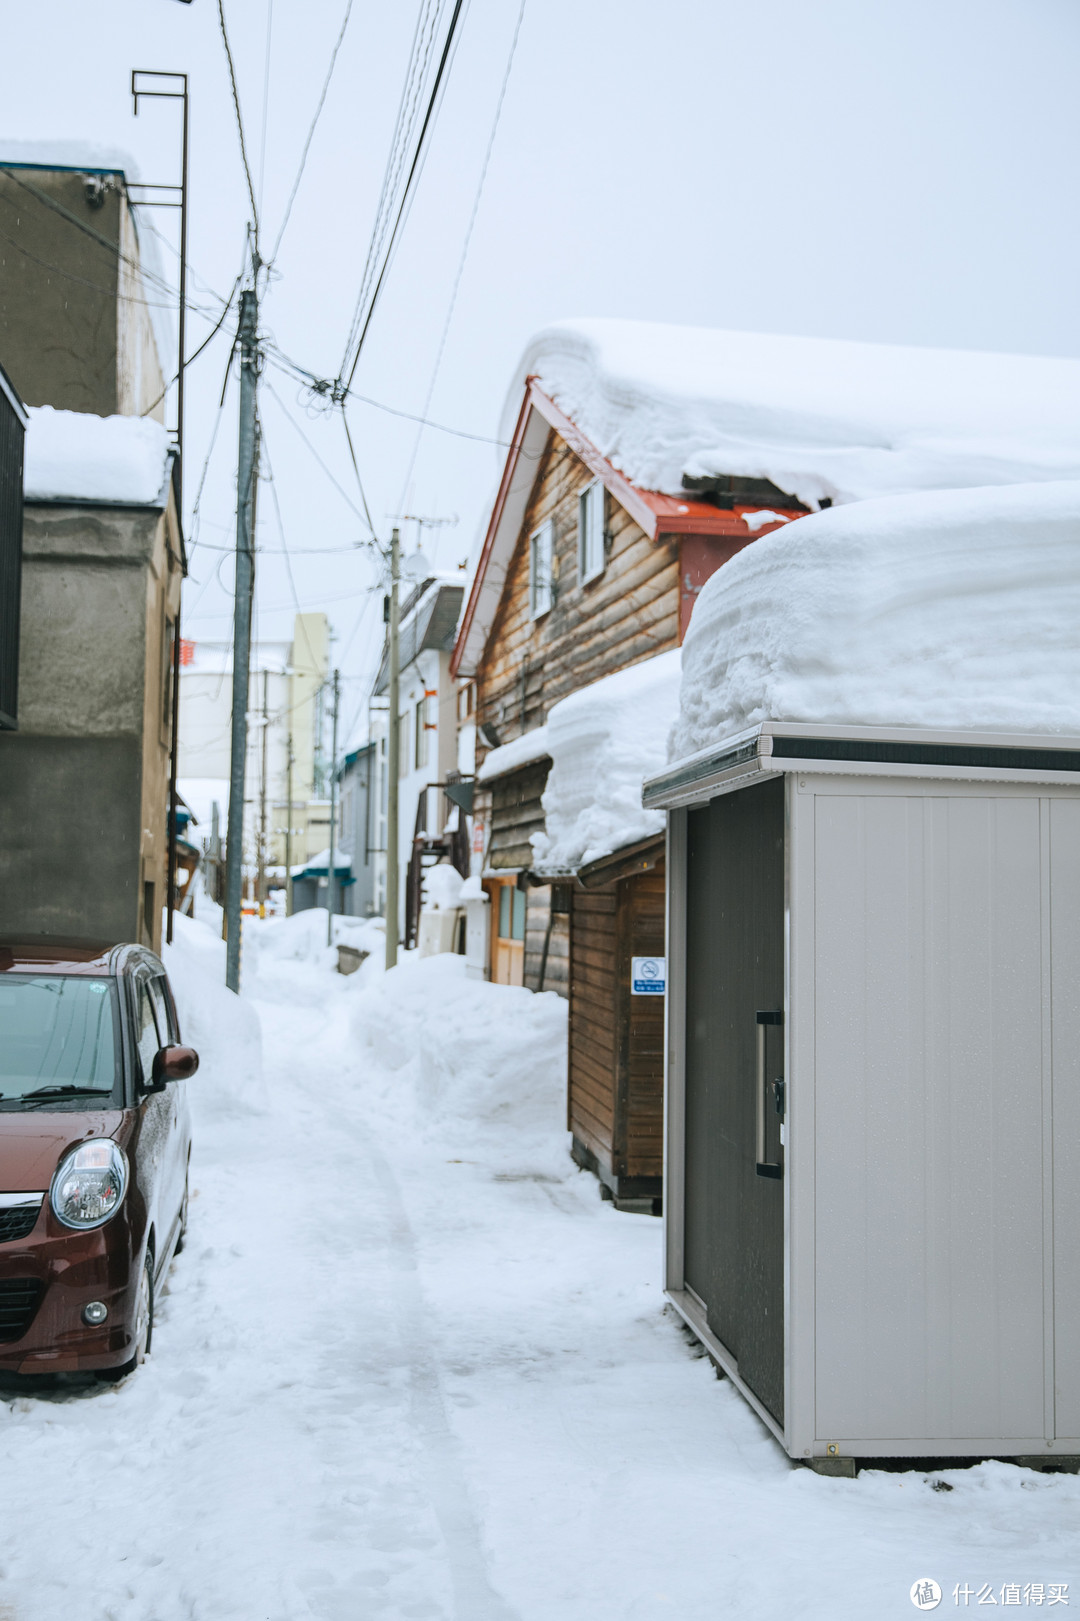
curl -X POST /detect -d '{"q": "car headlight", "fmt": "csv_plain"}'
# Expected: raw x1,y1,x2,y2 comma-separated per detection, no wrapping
50,1140,128,1230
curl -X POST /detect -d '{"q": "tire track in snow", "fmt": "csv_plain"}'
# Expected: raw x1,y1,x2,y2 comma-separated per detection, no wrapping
360,1136,521,1621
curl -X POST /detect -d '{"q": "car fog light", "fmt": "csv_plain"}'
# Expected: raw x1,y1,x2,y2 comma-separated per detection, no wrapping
82,1301,108,1325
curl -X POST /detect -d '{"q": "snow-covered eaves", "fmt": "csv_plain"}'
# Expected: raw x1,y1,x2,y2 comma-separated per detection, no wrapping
291,848,353,880
667,479,1080,763
450,380,770,680
477,724,551,782
23,406,173,508
515,319,1080,512
373,577,464,695
531,651,680,875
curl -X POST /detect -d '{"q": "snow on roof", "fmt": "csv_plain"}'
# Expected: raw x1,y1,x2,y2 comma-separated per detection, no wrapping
531,651,681,874
511,319,1080,510
0,139,140,178
668,480,1080,762
23,406,172,506
477,725,551,783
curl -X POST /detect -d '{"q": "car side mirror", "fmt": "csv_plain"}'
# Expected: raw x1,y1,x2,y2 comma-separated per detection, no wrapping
151,1045,199,1086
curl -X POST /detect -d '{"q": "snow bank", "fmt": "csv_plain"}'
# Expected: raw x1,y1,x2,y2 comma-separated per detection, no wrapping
23,406,171,505
669,480,1080,759
423,862,464,910
511,319,1080,509
532,650,680,873
244,907,384,972
351,954,568,1169
477,724,550,782
161,913,264,1118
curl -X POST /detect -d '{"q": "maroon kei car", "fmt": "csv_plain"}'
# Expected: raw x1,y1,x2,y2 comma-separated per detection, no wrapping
0,941,197,1379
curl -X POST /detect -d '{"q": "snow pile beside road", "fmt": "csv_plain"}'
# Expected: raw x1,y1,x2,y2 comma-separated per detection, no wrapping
245,907,384,968
23,406,172,505
532,649,680,873
351,953,568,1168
162,914,264,1118
669,480,1080,758
511,318,1080,508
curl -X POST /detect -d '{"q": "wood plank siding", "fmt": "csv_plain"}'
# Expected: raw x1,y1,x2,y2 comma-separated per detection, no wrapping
569,860,666,1205
475,432,679,749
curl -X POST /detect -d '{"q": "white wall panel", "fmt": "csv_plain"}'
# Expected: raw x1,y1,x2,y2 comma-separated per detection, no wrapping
814,791,1045,1441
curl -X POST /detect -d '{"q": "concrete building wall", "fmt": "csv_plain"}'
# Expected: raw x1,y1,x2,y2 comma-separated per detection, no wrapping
0,166,165,422
0,495,181,950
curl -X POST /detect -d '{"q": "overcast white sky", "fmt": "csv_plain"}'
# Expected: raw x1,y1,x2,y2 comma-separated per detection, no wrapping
2,0,1078,745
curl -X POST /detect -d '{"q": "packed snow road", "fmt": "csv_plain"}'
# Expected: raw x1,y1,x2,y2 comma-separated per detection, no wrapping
0,913,1076,1621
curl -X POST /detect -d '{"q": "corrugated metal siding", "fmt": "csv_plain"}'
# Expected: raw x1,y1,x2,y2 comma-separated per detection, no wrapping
0,372,25,729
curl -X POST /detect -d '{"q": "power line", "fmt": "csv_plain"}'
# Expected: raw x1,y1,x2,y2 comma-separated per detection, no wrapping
338,0,446,373
1,169,224,317
263,343,529,453
397,0,527,512
217,0,261,240
338,0,470,395
263,378,376,533
270,0,357,262
141,276,242,421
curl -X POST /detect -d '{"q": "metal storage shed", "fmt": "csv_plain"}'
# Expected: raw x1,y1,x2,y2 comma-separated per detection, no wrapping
644,719,1080,1471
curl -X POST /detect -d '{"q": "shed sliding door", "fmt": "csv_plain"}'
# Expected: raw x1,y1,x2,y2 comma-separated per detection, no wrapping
813,791,1046,1444
684,776,785,1424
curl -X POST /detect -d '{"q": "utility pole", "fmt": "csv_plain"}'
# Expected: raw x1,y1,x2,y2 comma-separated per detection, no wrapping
326,669,340,947
385,527,401,970
224,274,259,993
285,734,294,916
257,666,269,914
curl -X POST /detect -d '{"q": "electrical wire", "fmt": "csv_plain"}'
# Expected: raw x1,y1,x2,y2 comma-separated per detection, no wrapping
140,276,242,421
263,379,378,536
1,170,224,317
269,0,357,263
263,343,524,452
217,0,261,239
338,0,470,395
396,0,527,512
337,0,446,372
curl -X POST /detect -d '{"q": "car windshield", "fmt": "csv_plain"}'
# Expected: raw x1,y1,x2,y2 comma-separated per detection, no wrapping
0,975,120,1109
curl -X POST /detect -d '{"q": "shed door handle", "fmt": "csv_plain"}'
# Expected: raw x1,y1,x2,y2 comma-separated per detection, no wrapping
756,1009,783,1180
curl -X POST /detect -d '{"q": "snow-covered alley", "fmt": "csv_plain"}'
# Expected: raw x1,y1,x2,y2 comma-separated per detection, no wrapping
1,913,1077,1621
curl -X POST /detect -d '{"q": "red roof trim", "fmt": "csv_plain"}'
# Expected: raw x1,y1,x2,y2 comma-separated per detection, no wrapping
450,385,536,679
450,379,806,677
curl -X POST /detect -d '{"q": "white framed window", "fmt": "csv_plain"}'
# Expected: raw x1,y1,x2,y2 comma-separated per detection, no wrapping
578,479,605,584
529,519,553,618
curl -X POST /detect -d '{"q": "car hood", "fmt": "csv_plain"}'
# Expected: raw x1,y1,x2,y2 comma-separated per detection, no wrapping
0,1110,132,1192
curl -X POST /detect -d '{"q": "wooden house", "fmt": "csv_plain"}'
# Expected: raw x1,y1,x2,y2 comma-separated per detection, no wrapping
451,373,800,1205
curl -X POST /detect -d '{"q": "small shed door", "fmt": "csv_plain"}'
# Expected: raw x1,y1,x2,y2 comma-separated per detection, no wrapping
684,776,785,1424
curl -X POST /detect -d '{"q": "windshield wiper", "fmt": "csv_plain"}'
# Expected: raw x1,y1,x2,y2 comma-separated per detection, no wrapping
4,1085,114,1110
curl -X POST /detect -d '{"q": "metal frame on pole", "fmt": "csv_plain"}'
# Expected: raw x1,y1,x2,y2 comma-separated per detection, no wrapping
131,70,189,948
225,275,259,992
385,528,401,970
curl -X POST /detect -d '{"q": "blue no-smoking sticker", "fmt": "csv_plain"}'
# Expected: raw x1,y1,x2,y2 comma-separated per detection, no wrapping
631,957,666,996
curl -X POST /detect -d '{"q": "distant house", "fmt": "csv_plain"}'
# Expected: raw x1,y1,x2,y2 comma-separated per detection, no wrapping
371,573,466,946
0,406,182,951
335,742,377,917
177,613,331,906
